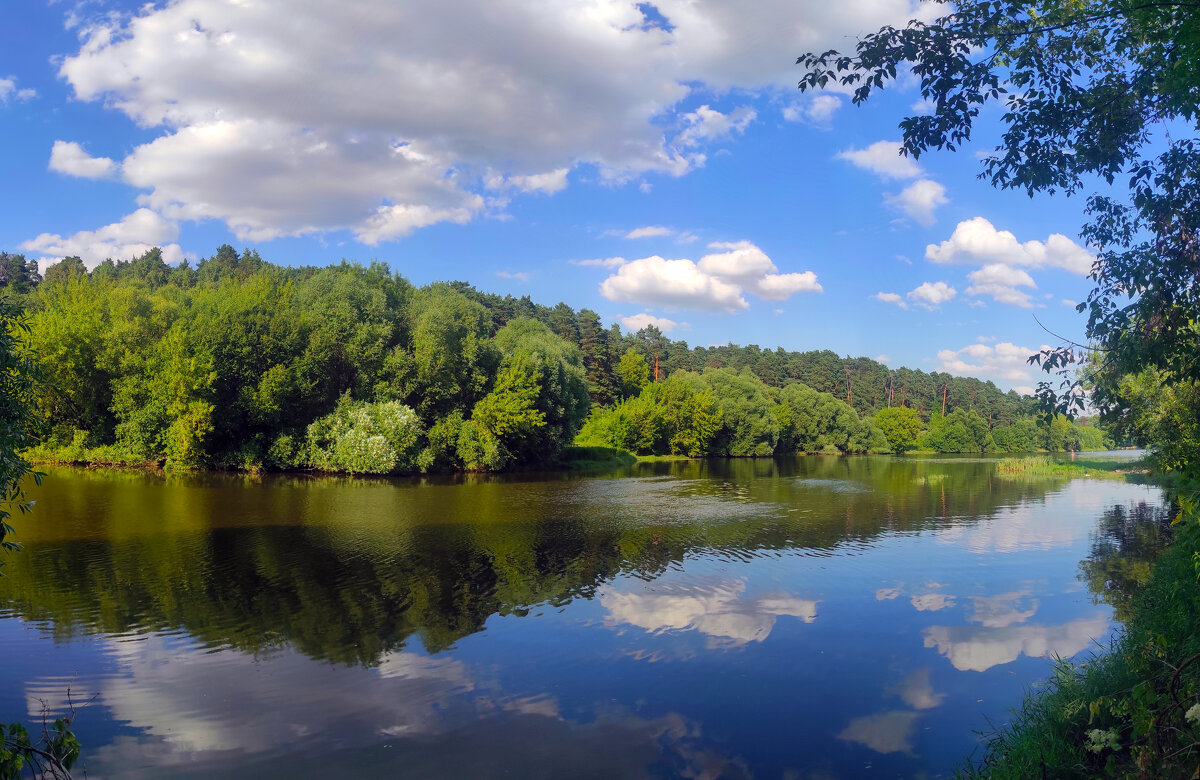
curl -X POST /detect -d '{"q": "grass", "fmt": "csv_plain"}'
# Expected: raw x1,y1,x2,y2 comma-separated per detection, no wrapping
994,456,1148,481
960,515,1200,778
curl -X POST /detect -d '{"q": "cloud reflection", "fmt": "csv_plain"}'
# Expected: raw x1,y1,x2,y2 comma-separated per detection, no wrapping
968,591,1039,628
923,615,1109,672
25,634,750,779
600,578,818,647
885,668,944,711
837,710,920,756
909,593,955,612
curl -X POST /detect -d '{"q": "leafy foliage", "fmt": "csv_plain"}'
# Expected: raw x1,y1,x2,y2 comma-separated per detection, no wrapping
0,298,40,565
871,406,923,454
797,0,1200,471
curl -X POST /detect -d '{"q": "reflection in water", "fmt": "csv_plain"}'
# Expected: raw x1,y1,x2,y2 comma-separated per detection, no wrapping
885,668,945,711
968,590,1039,628
909,593,955,612
1079,501,1175,623
922,616,1110,672
837,710,921,756
33,633,750,780
600,578,818,647
0,457,1168,777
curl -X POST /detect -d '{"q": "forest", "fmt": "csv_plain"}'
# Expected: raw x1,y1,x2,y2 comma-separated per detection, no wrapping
0,246,1107,473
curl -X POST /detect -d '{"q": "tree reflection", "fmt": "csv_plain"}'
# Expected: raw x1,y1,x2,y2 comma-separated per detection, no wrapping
1079,501,1174,623
0,459,1097,666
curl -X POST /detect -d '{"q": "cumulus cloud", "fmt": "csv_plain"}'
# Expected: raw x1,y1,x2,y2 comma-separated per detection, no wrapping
50,0,934,243
965,263,1037,307
836,141,923,179
49,140,118,180
907,281,957,310
926,217,1095,275
20,209,187,268
874,292,908,309
600,240,820,311
676,105,756,147
619,313,682,333
601,255,748,311
935,340,1047,384
782,94,842,128
496,270,530,282
885,179,947,226
0,76,35,103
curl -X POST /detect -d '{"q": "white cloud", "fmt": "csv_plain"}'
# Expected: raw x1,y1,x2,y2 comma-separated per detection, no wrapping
885,179,946,226
502,168,571,194
875,354,891,363
935,340,1047,384
676,104,756,147
698,240,822,299
1062,298,1078,308
601,255,747,311
600,240,820,311
907,281,957,310
619,313,681,333
20,209,187,268
782,94,842,128
496,270,530,282
49,140,118,180
909,97,936,115
836,140,923,179
625,226,675,239
570,257,627,268
51,0,934,243
926,217,1095,275
965,263,1037,307
0,76,35,103
874,292,908,309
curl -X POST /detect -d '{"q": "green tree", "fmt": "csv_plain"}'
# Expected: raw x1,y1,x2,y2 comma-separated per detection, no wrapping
0,298,39,563
872,406,922,453
491,317,590,458
616,348,650,399
921,409,994,453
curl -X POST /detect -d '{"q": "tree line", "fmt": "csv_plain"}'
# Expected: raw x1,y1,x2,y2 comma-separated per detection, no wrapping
0,246,1105,472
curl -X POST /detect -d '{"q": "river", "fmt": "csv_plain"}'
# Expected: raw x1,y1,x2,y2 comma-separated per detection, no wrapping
0,454,1167,778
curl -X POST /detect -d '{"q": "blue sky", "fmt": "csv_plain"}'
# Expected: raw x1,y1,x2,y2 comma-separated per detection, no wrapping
0,0,1102,393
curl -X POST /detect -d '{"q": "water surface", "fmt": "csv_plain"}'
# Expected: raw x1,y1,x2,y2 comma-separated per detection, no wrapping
0,456,1167,778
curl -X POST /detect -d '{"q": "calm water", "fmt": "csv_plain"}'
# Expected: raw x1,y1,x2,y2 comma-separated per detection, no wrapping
0,455,1167,778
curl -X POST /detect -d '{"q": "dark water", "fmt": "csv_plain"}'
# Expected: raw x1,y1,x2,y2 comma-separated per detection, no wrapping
0,455,1167,778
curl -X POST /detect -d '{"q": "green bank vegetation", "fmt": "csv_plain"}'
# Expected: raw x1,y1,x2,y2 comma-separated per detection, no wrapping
0,248,1106,475
798,0,1200,773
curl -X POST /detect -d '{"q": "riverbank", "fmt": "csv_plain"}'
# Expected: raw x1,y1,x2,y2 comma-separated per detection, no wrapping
963,477,1200,778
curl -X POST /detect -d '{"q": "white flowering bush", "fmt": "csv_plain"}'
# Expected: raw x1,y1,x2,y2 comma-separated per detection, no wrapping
306,396,423,474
